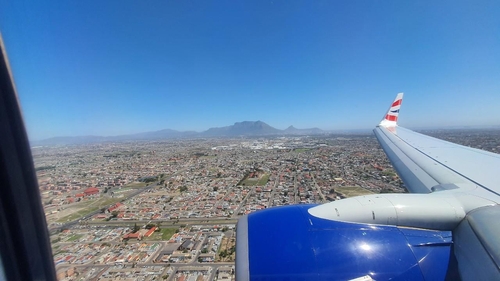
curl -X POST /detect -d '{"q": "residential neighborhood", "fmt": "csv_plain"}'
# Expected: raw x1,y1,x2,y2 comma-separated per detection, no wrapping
33,131,500,280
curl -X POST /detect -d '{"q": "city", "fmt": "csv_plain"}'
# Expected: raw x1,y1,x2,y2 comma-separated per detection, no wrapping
33,129,500,281
1,0,498,279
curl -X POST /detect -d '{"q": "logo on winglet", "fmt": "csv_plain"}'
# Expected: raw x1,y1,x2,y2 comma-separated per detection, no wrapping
379,93,404,127
385,114,398,122
391,99,402,107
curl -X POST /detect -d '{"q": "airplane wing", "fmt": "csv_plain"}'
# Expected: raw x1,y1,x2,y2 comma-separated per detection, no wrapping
236,93,500,281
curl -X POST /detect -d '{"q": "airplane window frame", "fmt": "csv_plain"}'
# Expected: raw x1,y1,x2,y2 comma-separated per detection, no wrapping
0,37,57,281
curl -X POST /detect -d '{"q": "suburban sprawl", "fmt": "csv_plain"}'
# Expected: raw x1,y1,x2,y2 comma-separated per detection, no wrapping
32,129,500,281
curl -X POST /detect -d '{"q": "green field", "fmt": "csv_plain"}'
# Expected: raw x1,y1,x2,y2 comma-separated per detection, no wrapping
240,173,270,186
257,174,270,186
67,234,83,242
56,197,122,223
294,148,312,153
335,186,374,198
123,182,147,188
143,228,178,241
112,187,134,194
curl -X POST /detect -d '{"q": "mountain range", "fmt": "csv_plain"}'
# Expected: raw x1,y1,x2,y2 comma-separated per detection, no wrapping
33,121,326,145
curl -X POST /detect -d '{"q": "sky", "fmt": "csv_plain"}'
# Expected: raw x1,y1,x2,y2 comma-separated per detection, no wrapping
1,0,499,140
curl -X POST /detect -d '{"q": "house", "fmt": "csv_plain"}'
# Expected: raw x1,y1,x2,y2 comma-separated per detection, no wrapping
123,231,143,240
83,187,99,196
144,227,157,237
179,239,194,251
107,202,124,212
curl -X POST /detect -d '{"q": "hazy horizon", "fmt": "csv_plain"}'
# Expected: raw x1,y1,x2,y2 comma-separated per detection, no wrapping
33,120,500,141
1,1,499,140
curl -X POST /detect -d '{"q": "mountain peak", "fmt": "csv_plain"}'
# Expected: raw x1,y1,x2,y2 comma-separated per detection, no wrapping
203,121,279,137
35,121,326,145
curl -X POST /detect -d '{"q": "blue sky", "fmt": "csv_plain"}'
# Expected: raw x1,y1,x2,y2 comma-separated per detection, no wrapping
1,0,499,140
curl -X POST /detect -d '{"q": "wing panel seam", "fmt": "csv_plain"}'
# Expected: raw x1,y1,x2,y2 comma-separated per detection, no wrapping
384,128,500,197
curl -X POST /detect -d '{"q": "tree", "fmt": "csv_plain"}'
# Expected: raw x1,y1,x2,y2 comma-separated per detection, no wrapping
133,223,140,232
219,250,227,258
111,211,118,218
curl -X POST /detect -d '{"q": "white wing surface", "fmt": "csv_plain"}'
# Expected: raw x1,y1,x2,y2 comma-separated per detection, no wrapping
236,94,500,281
374,93,500,198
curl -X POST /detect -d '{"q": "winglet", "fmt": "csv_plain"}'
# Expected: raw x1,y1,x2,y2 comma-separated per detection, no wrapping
379,93,403,127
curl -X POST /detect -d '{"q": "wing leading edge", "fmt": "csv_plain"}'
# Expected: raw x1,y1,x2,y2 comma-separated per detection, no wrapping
374,93,500,197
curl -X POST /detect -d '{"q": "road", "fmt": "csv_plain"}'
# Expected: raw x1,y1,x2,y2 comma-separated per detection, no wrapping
310,172,327,202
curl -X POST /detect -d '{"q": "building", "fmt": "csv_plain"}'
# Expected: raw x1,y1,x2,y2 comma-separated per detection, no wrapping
144,226,157,237
108,202,124,212
83,187,99,196
179,239,195,251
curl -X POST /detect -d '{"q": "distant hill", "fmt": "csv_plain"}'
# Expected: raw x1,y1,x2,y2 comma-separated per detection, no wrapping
33,121,326,145
35,135,108,146
201,121,282,137
284,125,324,135
116,129,198,140
34,129,197,145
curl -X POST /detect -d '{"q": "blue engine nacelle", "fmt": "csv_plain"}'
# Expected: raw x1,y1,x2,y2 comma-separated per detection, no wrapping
236,205,457,281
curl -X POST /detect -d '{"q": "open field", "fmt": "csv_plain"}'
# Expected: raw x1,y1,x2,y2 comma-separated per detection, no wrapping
257,173,270,186
335,186,374,198
122,182,147,188
112,187,134,194
56,197,123,223
217,237,235,262
240,173,270,186
293,148,312,153
143,228,178,241
66,234,83,242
